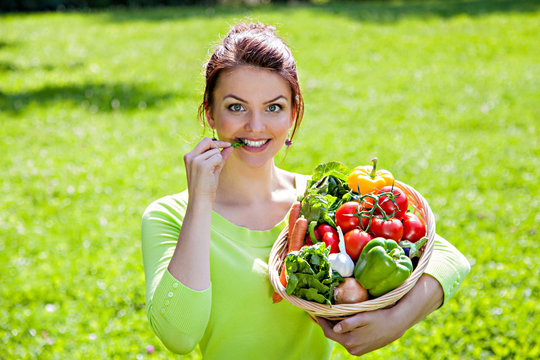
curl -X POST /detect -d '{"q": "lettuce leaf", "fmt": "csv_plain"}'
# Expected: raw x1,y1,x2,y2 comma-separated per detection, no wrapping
284,243,343,305
299,161,353,227
310,161,351,184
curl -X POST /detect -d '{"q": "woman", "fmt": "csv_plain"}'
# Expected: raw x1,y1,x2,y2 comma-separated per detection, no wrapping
141,22,470,359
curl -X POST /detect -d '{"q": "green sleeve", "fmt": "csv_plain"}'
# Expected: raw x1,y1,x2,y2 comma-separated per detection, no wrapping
141,196,211,354
424,233,471,305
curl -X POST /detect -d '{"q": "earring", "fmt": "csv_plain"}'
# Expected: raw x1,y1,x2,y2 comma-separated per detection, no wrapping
212,128,217,141
285,136,292,147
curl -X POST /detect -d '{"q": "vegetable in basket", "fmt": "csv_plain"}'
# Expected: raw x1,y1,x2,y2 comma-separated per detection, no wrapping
369,216,403,242
401,212,426,242
347,158,394,195
333,277,369,304
354,237,413,297
343,228,372,262
399,236,428,259
307,222,340,253
335,201,363,233
300,162,352,228
327,227,355,277
284,243,343,305
376,185,408,220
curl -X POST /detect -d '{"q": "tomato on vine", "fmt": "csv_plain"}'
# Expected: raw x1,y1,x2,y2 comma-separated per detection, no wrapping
376,185,408,220
369,217,403,242
402,212,426,242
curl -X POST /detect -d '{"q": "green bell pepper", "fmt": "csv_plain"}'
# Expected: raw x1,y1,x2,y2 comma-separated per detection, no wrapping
354,237,413,297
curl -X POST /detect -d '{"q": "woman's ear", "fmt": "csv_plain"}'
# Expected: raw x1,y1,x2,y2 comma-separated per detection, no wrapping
289,109,297,128
205,107,215,129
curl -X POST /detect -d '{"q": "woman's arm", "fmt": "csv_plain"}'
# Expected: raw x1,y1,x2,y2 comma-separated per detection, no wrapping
141,199,213,354
423,234,471,305
167,138,232,291
317,274,442,356
167,199,213,291
141,138,233,354
317,233,470,356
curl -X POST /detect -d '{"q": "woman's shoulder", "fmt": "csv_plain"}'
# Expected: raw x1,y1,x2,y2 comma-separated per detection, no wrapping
142,190,190,220
292,172,311,197
276,168,311,196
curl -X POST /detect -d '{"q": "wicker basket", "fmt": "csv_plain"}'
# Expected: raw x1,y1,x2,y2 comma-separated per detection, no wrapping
268,180,436,320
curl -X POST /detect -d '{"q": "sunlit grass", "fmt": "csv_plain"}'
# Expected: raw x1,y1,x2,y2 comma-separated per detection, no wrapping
1,1,539,358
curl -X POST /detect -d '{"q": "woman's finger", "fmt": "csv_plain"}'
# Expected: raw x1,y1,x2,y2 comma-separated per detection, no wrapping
193,147,222,162
333,312,370,334
212,140,231,148
187,138,230,160
220,146,234,162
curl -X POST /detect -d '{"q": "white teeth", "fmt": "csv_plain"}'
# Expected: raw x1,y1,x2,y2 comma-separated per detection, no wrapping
242,139,267,147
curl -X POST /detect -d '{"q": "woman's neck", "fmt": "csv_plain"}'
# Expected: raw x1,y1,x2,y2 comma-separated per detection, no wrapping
215,157,285,206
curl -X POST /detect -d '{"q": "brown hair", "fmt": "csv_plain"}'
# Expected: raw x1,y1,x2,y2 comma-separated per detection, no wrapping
199,22,304,142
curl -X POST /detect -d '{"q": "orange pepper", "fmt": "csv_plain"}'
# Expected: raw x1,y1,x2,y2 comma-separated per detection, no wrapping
347,158,394,195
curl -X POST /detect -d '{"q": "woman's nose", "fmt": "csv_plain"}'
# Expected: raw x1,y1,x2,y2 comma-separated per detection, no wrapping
245,111,266,132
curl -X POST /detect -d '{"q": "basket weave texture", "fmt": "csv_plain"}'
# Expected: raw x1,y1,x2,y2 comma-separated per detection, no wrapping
268,180,436,320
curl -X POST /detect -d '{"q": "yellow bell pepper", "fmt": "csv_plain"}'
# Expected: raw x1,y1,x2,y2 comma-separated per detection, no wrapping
347,158,394,195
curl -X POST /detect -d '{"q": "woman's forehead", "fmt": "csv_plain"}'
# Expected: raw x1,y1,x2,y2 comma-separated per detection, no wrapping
215,66,292,102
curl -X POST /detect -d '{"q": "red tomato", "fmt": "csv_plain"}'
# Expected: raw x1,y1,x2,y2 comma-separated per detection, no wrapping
344,229,372,262
376,186,408,220
335,201,361,233
318,225,340,253
369,217,403,242
402,212,426,242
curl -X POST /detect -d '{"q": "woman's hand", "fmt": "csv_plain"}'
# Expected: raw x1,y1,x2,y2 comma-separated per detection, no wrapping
317,274,444,356
317,307,405,356
183,137,233,202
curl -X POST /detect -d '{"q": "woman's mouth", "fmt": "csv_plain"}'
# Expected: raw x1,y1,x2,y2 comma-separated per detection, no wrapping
237,138,271,152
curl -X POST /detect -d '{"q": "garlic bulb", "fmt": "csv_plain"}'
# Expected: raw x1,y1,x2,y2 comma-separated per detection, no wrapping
328,226,355,277
328,252,354,277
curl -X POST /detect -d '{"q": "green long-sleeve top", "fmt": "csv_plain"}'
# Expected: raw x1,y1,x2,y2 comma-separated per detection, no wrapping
141,175,470,359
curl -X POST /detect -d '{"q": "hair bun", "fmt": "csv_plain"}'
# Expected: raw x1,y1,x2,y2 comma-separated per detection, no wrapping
226,22,276,37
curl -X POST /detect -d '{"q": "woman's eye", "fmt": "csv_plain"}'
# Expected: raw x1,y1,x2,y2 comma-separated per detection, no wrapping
228,104,244,112
267,104,282,112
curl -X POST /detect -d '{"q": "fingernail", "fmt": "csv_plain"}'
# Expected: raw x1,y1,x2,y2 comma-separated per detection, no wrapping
334,324,342,333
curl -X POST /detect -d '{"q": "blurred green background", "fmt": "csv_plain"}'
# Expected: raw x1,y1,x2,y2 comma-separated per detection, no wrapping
1,0,538,359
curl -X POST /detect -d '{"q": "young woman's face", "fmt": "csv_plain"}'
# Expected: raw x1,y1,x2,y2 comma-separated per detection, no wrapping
207,66,294,168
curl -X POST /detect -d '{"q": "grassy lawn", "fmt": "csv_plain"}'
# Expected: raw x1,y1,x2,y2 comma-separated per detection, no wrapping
1,0,538,358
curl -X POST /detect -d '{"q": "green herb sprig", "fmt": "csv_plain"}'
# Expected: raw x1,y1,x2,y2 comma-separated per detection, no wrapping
231,140,244,148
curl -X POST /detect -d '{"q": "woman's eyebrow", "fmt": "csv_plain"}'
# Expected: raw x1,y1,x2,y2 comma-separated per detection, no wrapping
223,94,246,102
264,95,288,104
223,94,288,103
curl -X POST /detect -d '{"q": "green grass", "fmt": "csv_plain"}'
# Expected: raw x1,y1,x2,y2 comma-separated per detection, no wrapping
1,0,538,358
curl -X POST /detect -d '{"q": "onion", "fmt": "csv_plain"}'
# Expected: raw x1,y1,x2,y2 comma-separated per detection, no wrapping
334,277,369,304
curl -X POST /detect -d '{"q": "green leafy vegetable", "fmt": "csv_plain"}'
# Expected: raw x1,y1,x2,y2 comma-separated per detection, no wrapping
284,243,344,305
301,193,337,226
299,161,353,227
231,140,244,148
310,161,351,184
